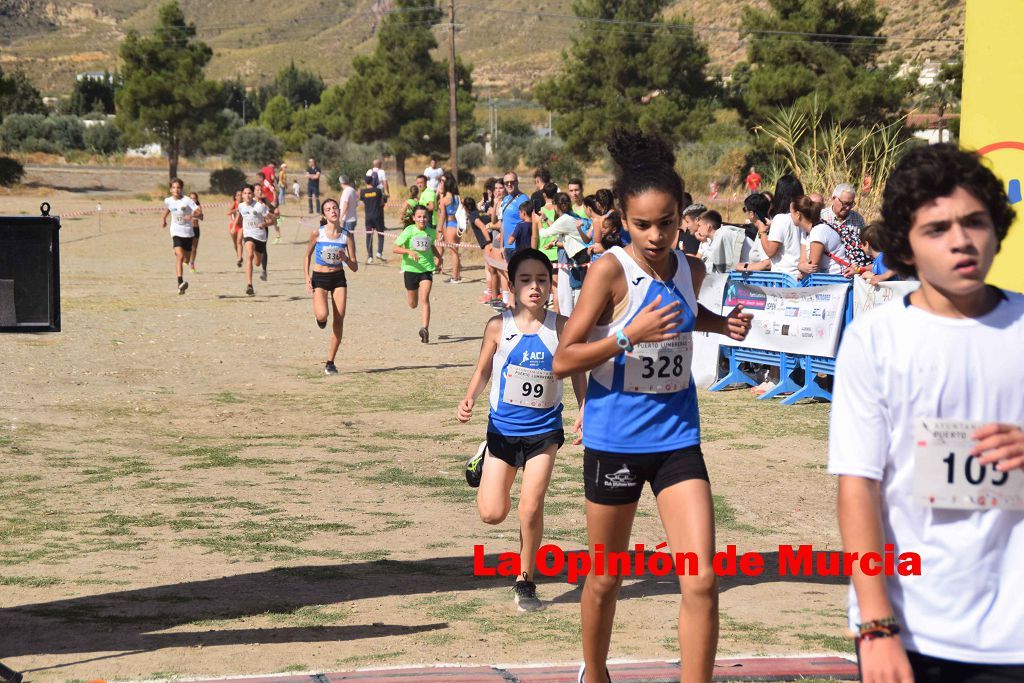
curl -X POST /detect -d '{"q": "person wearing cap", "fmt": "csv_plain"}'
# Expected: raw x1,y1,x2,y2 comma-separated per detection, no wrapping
338,174,359,260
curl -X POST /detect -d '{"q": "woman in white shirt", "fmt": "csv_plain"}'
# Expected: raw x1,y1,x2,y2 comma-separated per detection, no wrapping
792,195,847,277
754,174,804,279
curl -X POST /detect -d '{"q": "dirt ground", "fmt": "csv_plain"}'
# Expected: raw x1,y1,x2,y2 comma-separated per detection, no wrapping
0,171,848,682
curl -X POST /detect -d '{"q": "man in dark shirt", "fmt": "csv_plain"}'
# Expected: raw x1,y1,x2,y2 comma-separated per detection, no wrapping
359,175,386,264
306,157,322,214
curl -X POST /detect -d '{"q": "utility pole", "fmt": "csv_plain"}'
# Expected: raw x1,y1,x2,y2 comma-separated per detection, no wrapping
447,0,458,179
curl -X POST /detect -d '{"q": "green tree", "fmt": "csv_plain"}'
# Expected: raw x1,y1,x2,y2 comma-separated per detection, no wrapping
66,72,117,116
534,0,718,160
273,61,324,109
733,0,911,127
0,68,47,122
115,1,221,179
339,0,476,185
259,94,294,134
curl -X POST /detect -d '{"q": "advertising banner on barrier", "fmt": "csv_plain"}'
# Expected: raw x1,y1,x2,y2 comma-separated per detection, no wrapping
719,282,848,358
852,278,920,316
692,272,728,388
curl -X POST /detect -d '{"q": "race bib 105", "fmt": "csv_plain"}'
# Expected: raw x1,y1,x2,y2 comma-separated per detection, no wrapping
913,418,1024,510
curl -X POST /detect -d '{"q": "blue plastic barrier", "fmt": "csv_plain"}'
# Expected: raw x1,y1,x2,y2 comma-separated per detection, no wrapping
779,273,853,404
708,272,799,394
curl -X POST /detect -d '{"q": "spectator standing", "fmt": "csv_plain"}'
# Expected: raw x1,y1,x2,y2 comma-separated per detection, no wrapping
745,166,762,194
821,183,870,269
424,157,444,191
307,157,322,214
338,174,359,259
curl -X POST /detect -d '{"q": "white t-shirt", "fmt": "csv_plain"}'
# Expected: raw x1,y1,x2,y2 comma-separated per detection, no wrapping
238,201,269,241
424,166,443,191
366,167,388,191
802,223,846,275
747,233,766,263
164,196,198,238
766,213,801,278
339,185,358,223
828,291,1024,664
702,224,745,274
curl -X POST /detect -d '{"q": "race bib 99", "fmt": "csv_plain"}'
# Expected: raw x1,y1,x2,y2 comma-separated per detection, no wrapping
913,418,1024,510
623,335,693,394
502,365,558,409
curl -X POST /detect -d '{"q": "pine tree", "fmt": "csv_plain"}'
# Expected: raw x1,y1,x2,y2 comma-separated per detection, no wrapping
732,0,911,127
534,0,718,160
115,1,221,179
339,0,475,185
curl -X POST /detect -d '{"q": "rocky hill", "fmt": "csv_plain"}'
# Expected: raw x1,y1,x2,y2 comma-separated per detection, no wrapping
0,0,964,95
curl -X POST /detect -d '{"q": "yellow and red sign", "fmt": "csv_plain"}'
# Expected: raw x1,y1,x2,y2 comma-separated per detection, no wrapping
961,0,1024,291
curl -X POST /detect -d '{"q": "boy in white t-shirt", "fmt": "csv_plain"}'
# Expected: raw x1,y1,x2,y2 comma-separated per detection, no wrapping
829,144,1024,682
161,178,203,295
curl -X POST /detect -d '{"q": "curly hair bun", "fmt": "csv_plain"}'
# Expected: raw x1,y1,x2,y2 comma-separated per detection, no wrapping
608,128,676,172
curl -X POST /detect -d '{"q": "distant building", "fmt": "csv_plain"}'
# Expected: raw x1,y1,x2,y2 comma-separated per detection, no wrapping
126,143,162,158
76,71,113,83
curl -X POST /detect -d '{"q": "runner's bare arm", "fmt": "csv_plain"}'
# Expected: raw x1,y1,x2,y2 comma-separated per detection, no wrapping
161,208,169,228
457,316,501,422
192,206,204,221
553,256,680,378
303,230,318,290
345,233,359,273
556,315,588,407
838,475,914,683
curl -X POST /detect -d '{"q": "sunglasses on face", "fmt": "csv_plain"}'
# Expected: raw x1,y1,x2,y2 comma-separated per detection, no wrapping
503,180,517,186
836,199,855,208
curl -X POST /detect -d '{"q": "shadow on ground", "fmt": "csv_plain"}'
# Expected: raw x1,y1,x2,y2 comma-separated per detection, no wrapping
1,552,844,659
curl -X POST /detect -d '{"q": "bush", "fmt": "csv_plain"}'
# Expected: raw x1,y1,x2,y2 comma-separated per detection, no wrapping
209,167,248,196
0,156,25,186
302,134,343,169
326,140,380,192
524,137,583,185
84,123,124,155
0,114,47,152
494,145,522,174
459,142,485,171
229,127,284,166
44,115,86,151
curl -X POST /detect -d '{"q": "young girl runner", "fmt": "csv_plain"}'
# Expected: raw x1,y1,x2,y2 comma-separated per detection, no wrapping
161,178,203,295
552,130,752,683
393,205,435,343
458,248,586,611
238,185,270,296
304,199,358,376
188,192,203,272
228,190,244,268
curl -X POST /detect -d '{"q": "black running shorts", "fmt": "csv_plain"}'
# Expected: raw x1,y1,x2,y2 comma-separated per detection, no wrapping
583,444,709,505
486,429,564,469
172,236,193,252
311,269,347,292
244,236,267,254
403,271,433,291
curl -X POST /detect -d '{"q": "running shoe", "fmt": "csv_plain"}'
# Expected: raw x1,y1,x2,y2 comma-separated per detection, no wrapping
178,281,189,295
190,263,196,272
418,327,429,344
274,236,281,244
324,361,339,376
236,258,243,268
479,293,492,304
376,253,387,263
489,299,506,312
366,256,374,265
465,441,486,488
260,269,268,281
512,579,543,612
245,284,254,296
576,664,612,683
447,277,463,284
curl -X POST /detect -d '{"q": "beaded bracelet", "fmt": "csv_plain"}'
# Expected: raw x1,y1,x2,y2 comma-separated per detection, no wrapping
858,616,901,641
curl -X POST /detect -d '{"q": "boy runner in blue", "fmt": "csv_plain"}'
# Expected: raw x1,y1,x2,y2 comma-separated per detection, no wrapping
553,130,752,683
458,248,586,612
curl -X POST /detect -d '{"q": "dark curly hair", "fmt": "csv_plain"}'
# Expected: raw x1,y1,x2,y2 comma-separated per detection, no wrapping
880,144,1015,279
607,129,685,215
